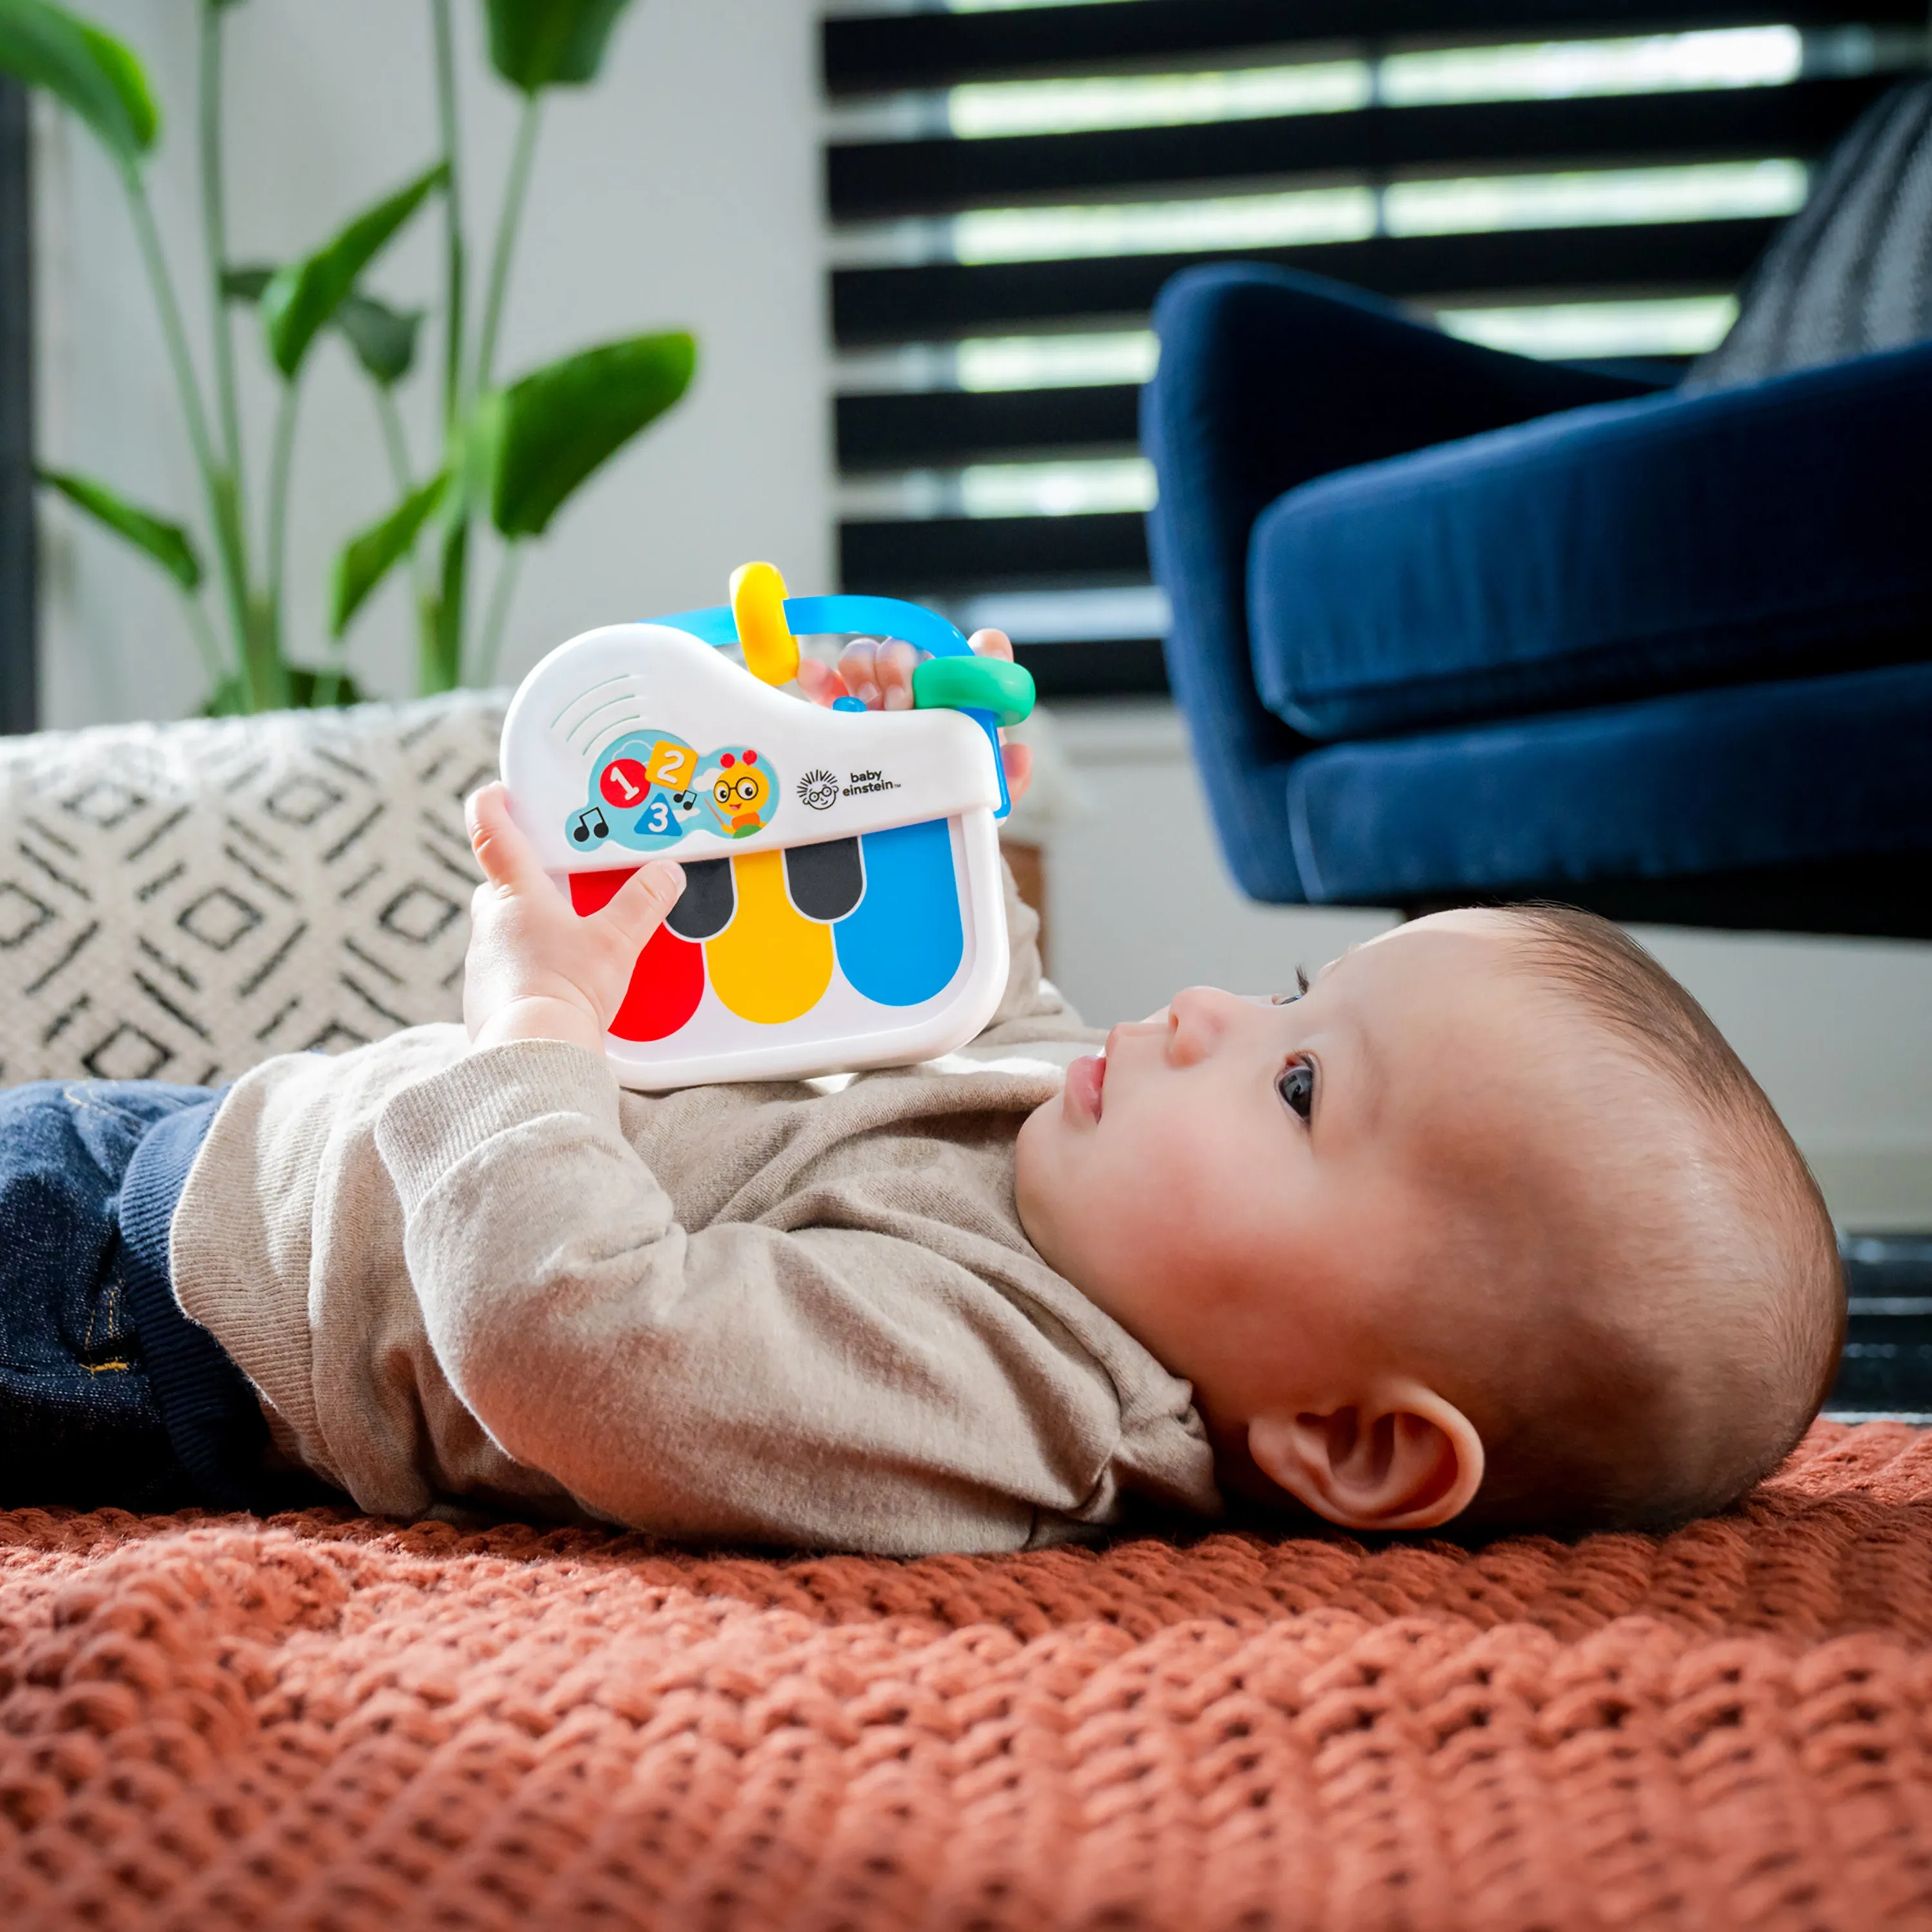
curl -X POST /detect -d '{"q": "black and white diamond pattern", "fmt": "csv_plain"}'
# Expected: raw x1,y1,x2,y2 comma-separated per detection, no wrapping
0,693,504,1087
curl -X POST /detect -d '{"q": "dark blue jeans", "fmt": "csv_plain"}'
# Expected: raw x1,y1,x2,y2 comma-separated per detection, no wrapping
0,1079,268,1512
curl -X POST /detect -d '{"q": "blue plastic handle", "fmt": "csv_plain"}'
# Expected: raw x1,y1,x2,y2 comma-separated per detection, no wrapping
649,594,974,659
646,594,1009,818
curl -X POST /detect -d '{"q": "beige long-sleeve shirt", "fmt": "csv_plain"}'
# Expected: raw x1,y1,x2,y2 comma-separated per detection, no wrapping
168,878,1222,1552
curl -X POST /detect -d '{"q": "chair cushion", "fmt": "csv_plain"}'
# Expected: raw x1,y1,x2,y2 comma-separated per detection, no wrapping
1283,660,1932,905
1247,339,1932,742
0,693,501,1086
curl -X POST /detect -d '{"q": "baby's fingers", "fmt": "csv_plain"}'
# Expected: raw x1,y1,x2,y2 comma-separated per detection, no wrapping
592,860,686,956
875,639,918,710
837,638,920,710
796,657,848,706
833,638,877,705
467,782,547,895
968,627,1015,663
1001,741,1033,805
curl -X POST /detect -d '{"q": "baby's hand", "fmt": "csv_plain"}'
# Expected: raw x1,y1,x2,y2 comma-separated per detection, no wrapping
797,628,1033,805
462,782,684,1057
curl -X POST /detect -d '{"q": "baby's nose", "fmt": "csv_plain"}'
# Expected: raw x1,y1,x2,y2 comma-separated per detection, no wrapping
1166,985,1252,1061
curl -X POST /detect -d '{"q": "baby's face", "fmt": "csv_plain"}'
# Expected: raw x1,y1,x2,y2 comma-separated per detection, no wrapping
1014,913,1569,1449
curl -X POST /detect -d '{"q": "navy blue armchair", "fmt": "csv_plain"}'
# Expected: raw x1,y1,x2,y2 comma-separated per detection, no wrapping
1142,262,1932,938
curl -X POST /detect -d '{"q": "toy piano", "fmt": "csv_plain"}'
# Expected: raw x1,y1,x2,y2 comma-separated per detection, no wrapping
500,563,1036,1090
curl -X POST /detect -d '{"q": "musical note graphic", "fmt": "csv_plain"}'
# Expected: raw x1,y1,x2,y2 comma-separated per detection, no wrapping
569,806,610,845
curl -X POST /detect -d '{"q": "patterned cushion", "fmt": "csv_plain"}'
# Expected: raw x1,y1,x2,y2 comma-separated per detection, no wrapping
0,693,504,1087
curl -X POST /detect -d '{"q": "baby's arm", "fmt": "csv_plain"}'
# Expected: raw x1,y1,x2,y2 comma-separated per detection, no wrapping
407,774,1106,1547
373,1048,1122,1549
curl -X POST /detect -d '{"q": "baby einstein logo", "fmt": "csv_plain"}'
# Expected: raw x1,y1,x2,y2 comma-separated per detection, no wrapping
798,768,838,811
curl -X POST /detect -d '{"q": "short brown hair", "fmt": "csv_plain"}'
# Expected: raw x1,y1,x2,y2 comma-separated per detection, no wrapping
1454,905,1844,1536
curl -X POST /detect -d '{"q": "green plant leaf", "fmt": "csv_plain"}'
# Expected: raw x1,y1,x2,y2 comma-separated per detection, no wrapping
287,665,365,708
75,19,154,146
38,466,200,589
336,292,424,387
0,0,157,161
203,664,365,715
200,672,251,717
221,262,273,303
489,331,694,538
228,266,421,386
484,0,632,92
261,160,448,380
331,469,449,637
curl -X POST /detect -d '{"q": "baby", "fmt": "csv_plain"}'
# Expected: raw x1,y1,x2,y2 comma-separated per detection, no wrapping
0,634,1844,1547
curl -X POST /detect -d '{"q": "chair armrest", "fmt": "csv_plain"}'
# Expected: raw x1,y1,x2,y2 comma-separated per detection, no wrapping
1141,262,1658,901
1249,336,1932,741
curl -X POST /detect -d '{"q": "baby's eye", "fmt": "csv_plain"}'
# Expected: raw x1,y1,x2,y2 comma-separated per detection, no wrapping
1277,1057,1314,1123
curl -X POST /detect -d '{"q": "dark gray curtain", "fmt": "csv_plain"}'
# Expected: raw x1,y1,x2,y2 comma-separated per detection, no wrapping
0,78,32,734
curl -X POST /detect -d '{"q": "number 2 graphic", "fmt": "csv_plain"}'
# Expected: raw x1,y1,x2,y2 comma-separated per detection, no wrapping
647,741,693,788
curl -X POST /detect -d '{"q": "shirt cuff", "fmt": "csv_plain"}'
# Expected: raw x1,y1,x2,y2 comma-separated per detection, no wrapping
375,1037,624,1214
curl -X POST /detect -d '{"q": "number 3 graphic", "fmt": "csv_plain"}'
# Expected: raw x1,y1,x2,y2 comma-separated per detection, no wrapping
640,796,674,835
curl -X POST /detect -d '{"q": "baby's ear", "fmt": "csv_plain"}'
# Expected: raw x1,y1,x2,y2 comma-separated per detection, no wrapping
1247,1383,1484,1531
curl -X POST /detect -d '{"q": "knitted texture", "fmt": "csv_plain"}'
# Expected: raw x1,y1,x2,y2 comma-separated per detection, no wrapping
1687,77,1932,393
3,1420,1931,1930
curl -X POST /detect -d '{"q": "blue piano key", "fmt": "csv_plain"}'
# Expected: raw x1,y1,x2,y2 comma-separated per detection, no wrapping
833,818,965,1008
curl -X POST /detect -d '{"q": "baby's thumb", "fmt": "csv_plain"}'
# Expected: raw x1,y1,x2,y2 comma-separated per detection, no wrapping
468,781,544,894
599,860,685,943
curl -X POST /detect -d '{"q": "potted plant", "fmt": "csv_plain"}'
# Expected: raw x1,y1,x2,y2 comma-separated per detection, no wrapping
1,0,696,710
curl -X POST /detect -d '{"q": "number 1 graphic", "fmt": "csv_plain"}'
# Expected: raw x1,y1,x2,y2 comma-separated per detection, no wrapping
600,756,652,810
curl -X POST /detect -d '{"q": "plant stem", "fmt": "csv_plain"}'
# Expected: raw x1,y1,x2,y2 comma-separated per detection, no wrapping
312,648,351,710
177,589,228,693
263,380,301,699
372,383,439,641
431,0,471,696
119,164,254,697
199,2,243,493
430,518,468,695
373,384,413,496
472,541,522,685
474,93,541,395
432,0,465,435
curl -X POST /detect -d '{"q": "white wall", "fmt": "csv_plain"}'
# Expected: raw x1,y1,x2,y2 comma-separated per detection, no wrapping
1041,702,1932,1233
34,0,831,724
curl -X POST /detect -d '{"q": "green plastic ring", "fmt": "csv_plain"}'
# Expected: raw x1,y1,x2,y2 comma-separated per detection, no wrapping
911,655,1036,727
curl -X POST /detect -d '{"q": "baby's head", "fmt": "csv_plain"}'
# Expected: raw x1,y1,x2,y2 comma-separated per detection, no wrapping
1015,906,1842,1537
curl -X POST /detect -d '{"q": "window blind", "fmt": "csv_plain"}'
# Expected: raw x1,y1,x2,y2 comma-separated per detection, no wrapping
822,0,1926,695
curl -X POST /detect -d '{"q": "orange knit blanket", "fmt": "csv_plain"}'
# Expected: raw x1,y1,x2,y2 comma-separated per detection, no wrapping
3,1419,1929,1930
